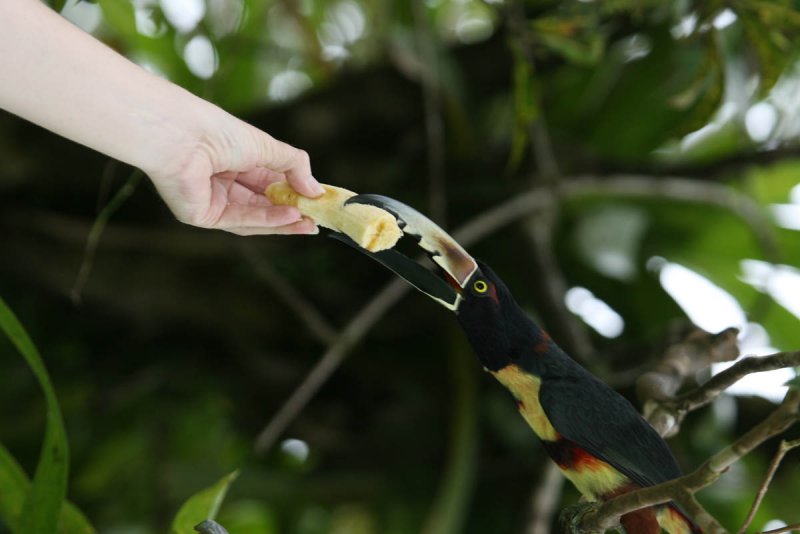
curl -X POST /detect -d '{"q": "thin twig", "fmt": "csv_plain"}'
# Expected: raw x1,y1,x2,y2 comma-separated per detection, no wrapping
738,438,800,534
239,242,337,345
254,278,409,453
669,351,800,417
71,170,143,304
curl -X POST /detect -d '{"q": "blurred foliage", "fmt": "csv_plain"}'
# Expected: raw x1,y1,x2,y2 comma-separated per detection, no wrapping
3,0,800,533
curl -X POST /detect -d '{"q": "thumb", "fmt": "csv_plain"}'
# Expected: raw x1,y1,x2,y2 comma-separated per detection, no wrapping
256,131,324,197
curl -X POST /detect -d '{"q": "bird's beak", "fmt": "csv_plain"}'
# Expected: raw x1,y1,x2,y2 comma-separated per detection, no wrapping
331,194,478,311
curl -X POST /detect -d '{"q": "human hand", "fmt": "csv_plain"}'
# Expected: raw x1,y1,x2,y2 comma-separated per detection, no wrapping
145,109,324,236
0,0,323,236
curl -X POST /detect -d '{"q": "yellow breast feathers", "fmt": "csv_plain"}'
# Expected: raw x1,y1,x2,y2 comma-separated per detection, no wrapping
491,364,559,441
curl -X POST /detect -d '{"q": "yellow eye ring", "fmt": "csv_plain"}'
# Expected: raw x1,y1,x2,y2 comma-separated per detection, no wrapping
473,280,488,294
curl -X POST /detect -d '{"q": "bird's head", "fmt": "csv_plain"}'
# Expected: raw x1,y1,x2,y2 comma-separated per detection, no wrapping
452,261,542,371
337,195,543,373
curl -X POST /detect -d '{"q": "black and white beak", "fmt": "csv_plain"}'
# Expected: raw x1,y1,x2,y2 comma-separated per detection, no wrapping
330,194,478,311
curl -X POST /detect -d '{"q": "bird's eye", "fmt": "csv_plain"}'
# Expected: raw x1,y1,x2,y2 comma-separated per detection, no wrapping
473,280,488,294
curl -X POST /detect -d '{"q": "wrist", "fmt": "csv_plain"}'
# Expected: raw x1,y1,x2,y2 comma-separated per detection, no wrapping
135,82,225,182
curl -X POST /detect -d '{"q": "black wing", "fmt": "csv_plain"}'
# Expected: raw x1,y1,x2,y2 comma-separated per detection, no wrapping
538,369,682,488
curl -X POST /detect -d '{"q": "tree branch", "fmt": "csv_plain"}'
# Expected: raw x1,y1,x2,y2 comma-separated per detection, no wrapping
637,327,740,436
669,351,800,416
738,438,800,534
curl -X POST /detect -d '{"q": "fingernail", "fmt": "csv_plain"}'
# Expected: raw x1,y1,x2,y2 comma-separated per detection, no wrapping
310,177,325,196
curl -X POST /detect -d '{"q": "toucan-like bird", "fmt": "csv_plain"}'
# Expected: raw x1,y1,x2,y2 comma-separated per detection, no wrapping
335,194,701,534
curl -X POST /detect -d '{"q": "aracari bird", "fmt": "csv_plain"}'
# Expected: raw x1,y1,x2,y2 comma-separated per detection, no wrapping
334,194,700,534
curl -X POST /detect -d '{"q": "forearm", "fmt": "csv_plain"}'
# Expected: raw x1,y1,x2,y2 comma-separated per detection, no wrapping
0,0,215,175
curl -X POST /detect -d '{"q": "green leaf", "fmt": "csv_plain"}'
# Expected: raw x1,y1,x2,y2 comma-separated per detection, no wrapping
0,443,95,534
96,0,138,41
0,298,69,534
0,443,28,532
171,470,239,534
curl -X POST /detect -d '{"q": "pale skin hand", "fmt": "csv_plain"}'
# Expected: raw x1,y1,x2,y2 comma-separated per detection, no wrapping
0,0,323,235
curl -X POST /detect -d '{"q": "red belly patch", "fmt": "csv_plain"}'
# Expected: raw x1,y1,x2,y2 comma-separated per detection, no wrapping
542,436,605,471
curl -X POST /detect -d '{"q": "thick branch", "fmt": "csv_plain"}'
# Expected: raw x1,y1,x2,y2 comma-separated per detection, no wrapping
637,327,740,436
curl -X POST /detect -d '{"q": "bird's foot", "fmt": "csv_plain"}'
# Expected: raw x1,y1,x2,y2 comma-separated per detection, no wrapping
558,501,616,534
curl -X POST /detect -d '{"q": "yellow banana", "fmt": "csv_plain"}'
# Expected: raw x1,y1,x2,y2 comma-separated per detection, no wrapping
265,182,403,252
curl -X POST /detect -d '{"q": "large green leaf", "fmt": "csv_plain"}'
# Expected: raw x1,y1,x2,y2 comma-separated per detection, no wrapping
0,298,69,532
0,298,69,534
171,470,239,534
0,444,94,534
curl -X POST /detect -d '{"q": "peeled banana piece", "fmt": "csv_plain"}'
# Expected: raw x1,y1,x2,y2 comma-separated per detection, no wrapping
265,182,403,252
